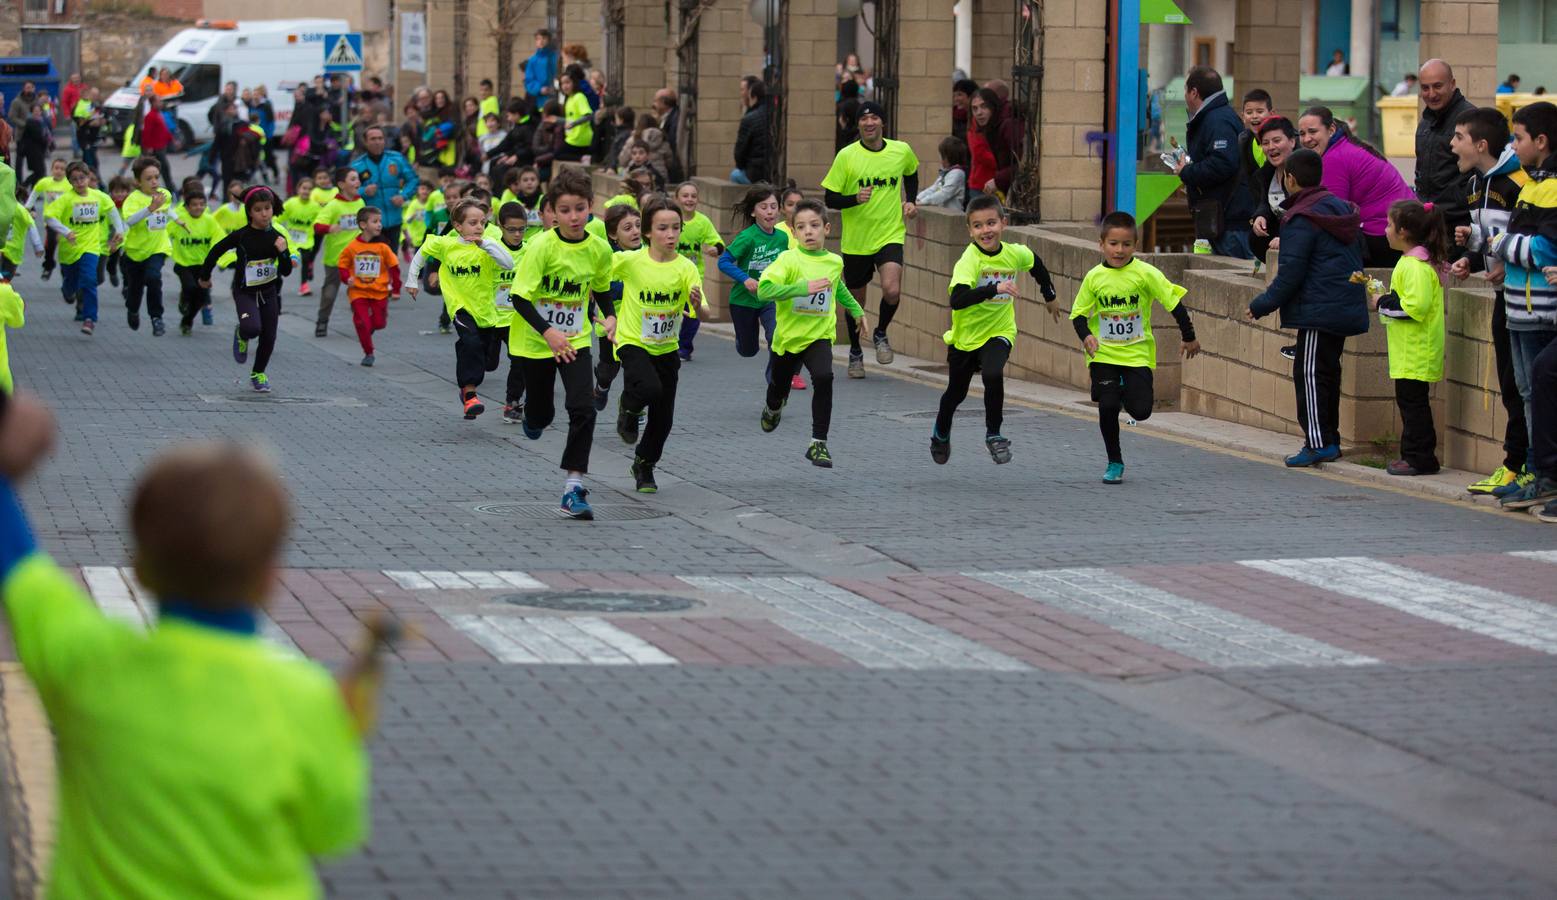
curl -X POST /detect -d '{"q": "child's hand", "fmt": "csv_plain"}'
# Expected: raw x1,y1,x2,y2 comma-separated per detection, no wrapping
806,277,831,293
1082,335,1099,358
1367,291,1380,311
995,280,1018,299
0,392,56,482
1454,225,1472,246
743,277,759,293
856,185,874,204
1181,339,1201,360
1449,257,1471,280
64,230,77,243
1485,260,1506,286
1545,266,1557,287
108,234,123,252
602,315,617,342
1045,302,1062,323
427,271,440,290
148,192,166,212
544,327,577,362
1252,215,1269,237
407,284,419,299
198,278,211,289
274,236,287,254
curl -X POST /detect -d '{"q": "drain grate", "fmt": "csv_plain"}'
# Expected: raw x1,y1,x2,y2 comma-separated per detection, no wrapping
498,591,697,613
474,503,671,521
889,409,1039,422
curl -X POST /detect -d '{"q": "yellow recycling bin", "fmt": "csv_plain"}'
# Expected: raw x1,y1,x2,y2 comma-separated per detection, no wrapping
1495,92,1542,124
1375,96,1419,158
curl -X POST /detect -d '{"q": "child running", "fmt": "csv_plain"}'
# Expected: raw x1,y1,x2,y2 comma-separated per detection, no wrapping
102,176,132,293
1369,200,1448,476
281,176,321,296
0,281,25,392
0,203,43,282
407,198,516,417
338,207,402,367
1071,211,1200,484
403,181,431,260
611,194,702,493
24,158,70,281
511,166,545,242
310,167,339,208
777,182,803,250
43,161,125,336
169,178,226,336
493,201,532,423
718,184,799,388
756,200,870,468
931,195,1058,465
197,187,294,393
119,157,174,337
313,168,365,337
212,179,248,233
671,182,722,358
509,169,616,519
592,201,642,411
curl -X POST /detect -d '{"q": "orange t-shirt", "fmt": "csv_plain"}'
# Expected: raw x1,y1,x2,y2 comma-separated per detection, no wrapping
339,238,400,301
151,79,183,99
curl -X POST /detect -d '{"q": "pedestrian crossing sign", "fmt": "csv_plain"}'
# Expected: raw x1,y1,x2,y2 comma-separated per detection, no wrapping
322,33,364,72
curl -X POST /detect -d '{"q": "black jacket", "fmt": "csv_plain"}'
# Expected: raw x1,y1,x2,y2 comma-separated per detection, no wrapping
1414,89,1476,216
1248,187,1369,336
734,100,770,183
1180,92,1255,231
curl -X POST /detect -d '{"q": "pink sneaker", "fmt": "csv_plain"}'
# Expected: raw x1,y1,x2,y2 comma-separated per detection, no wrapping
299,281,313,296
790,374,807,391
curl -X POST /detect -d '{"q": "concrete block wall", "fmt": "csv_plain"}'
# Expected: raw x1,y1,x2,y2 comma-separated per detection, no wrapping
1233,0,1301,116
1442,286,1511,474
1036,0,1106,223
1420,0,1500,105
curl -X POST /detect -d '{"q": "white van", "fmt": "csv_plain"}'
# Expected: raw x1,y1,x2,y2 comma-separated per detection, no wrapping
104,18,351,146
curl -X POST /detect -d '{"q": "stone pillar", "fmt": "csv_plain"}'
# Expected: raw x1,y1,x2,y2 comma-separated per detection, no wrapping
620,0,668,111
787,0,839,189
1037,0,1106,222
1233,0,1301,116
895,0,957,186
970,0,1008,85
1419,0,1499,105
692,0,760,182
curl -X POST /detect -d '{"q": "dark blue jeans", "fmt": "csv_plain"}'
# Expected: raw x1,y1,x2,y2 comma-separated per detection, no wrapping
1213,228,1253,260
60,252,100,322
730,302,777,384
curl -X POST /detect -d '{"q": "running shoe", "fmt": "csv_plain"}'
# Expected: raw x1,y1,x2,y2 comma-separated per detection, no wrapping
1534,498,1557,523
561,486,594,520
1388,459,1438,477
617,401,639,445
872,331,894,365
1284,444,1341,467
1103,461,1124,484
80,319,94,336
250,372,270,393
593,383,610,412
201,307,213,326
502,401,524,424
439,324,452,335
986,434,1013,465
1492,469,1534,499
805,440,833,468
314,323,328,338
760,403,782,433
1468,465,1518,495
233,327,248,363
180,323,191,336
790,373,807,391
151,318,165,337
361,354,375,367
847,351,865,379
127,309,140,331
462,394,485,419
930,431,950,465
299,281,313,296
41,265,53,282
632,457,657,493
1279,344,1296,361
1500,476,1557,510
522,419,544,440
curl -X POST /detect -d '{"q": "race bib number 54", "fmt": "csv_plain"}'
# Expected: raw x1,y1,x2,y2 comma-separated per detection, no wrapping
538,300,583,335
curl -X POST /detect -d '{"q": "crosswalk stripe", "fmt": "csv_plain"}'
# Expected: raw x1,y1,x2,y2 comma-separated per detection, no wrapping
444,615,543,663
681,575,1029,671
446,614,676,665
383,570,437,590
81,566,149,627
456,570,509,589
966,568,1377,669
494,570,547,590
381,570,546,590
1241,557,1557,655
1509,550,1557,565
420,570,475,590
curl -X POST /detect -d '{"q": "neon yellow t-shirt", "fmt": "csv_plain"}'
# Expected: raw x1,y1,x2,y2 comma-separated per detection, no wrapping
564,91,593,148
944,241,1034,352
421,234,509,328
1069,259,1187,370
604,194,639,211
212,201,247,234
1381,254,1445,382
611,249,700,355
44,189,116,265
404,199,429,247
509,228,613,358
0,283,25,393
168,206,226,268
493,240,527,332
477,95,500,137
756,247,866,355
310,186,340,207
28,176,71,215
316,196,366,266
776,220,796,250
820,138,920,255
585,215,608,244
675,210,721,278
3,207,35,265
280,196,321,251
120,189,175,262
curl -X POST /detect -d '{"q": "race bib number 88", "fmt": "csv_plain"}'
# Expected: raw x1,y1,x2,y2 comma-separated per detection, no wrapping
245,259,278,286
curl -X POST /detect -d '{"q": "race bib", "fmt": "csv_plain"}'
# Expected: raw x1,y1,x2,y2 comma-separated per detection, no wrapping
977,271,1015,302
288,227,307,245
526,207,542,226
73,203,99,224
494,283,514,310
43,192,62,206
354,253,381,279
1099,312,1143,344
245,258,278,286
339,214,358,231
642,310,679,344
537,300,583,335
147,211,169,231
792,287,831,316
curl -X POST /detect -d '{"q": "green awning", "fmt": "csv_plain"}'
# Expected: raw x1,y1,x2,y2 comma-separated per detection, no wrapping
1142,0,1190,25
1136,173,1182,222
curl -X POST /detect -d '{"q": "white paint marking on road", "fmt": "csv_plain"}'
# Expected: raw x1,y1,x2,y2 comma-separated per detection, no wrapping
118,567,157,622
82,566,148,628
569,617,678,664
967,568,1376,669
494,570,547,590
463,615,675,665
1510,550,1557,566
420,570,475,590
445,615,543,664
680,575,1029,671
455,570,509,589
1242,557,1557,655
383,570,437,590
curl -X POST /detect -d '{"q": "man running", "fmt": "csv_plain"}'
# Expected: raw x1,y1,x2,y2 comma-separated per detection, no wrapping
822,101,919,377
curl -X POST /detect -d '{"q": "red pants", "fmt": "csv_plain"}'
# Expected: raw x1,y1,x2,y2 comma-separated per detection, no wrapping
351,297,389,354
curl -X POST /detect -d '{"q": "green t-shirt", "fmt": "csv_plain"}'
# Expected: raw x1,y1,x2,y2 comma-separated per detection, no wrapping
45,188,116,264
509,228,614,359
820,138,920,255
1069,259,1187,370
280,196,321,250
3,207,34,265
1381,254,1445,382
212,201,247,234
675,210,722,278
725,223,790,309
564,91,594,148
120,189,175,262
612,248,700,355
317,196,366,266
168,206,226,268
2,553,367,900
421,234,509,328
945,241,1035,351
756,247,866,355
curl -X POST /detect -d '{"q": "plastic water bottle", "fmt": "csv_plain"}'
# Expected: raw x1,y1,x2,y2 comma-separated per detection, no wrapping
1193,239,1212,255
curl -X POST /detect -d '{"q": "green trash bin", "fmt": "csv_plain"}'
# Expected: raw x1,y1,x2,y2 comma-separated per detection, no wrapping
1298,75,1372,143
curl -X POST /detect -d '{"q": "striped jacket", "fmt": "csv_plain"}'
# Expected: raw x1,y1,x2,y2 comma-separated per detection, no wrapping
1457,146,1526,279
1471,154,1557,330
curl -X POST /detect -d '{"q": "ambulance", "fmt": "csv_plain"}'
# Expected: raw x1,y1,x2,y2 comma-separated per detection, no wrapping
103,18,352,146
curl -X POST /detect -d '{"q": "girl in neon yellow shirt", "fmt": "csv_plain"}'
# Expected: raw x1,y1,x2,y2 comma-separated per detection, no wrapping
671,181,723,359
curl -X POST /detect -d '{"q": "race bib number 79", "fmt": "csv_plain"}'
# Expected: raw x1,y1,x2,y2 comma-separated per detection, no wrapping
793,287,831,316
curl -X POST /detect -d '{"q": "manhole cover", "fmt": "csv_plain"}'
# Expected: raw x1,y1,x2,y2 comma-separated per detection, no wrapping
892,409,1037,421
474,503,671,521
498,591,697,613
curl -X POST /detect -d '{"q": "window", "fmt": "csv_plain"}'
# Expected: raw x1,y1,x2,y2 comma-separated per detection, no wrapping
171,63,221,103
1192,37,1215,69
1500,0,1544,42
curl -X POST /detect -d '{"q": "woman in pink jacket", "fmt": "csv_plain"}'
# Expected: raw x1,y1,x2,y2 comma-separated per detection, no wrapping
1297,105,1414,265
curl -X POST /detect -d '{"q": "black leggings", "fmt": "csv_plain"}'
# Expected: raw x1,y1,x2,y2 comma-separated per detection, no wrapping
454,310,505,388
234,285,281,374
935,337,1010,438
123,253,167,320
521,350,596,473
297,243,318,287
766,339,835,440
617,345,682,465
175,265,212,328
1090,362,1155,464
595,332,620,389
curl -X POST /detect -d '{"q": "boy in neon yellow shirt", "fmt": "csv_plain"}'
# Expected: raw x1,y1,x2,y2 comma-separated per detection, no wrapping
169,177,227,336
0,427,372,899
1070,211,1200,484
0,282,24,392
0,205,43,281
312,168,365,337
931,195,1058,467
43,161,125,335
24,158,70,279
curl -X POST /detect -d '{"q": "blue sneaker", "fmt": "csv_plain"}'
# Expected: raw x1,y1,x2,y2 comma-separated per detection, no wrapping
561,486,593,520
1492,468,1534,499
1103,462,1124,484
250,372,270,393
201,306,214,326
521,419,544,440
1284,444,1341,467
232,326,248,363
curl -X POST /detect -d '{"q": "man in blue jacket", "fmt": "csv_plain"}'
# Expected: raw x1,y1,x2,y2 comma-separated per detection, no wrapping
1247,148,1369,467
1174,66,1256,259
351,125,418,250
523,29,559,103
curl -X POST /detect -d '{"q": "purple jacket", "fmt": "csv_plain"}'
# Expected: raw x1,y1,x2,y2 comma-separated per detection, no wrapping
1320,131,1415,236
